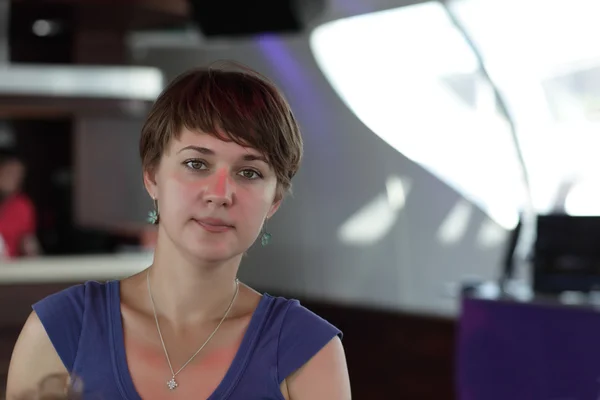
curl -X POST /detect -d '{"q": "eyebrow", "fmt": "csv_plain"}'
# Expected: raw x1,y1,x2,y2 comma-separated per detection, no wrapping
177,145,269,164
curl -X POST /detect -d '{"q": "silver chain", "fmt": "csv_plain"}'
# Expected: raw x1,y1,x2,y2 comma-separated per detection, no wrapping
146,269,239,390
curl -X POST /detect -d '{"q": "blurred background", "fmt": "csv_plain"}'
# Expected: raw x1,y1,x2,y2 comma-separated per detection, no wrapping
3,0,600,398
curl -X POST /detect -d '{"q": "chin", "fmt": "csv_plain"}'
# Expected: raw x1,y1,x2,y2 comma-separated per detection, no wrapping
173,222,249,263
183,239,242,264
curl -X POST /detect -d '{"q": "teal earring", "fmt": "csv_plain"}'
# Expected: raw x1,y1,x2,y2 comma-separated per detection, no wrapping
147,198,159,225
260,219,272,246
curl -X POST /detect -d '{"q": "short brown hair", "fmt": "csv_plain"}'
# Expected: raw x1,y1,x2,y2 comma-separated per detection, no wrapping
139,62,303,199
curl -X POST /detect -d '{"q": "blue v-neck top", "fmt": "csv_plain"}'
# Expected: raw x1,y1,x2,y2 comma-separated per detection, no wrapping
33,280,342,399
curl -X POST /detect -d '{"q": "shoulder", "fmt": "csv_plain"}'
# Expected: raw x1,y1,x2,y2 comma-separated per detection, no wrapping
32,281,113,369
278,296,343,341
262,295,350,399
286,335,349,400
33,280,109,319
261,295,342,381
6,311,68,399
2,194,35,223
263,294,342,332
6,194,34,211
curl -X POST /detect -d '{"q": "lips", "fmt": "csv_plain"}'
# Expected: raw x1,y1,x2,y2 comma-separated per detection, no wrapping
195,217,234,233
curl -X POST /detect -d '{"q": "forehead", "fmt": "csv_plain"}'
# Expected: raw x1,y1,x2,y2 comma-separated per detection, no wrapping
0,159,23,171
170,128,265,158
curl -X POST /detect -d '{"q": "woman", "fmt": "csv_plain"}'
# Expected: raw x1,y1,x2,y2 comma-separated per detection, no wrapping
5,64,351,399
0,150,40,259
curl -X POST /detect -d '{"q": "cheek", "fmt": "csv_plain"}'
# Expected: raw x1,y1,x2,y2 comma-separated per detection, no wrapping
157,173,196,215
240,193,276,230
240,182,274,208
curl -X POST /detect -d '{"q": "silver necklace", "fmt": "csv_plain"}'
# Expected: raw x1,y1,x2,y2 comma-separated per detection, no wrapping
146,269,239,391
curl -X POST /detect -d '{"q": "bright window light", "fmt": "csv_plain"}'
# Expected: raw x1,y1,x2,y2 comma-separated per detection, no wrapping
565,179,600,216
449,0,600,216
310,2,526,229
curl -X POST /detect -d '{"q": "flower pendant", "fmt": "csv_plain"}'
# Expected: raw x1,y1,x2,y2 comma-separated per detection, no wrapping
167,377,178,390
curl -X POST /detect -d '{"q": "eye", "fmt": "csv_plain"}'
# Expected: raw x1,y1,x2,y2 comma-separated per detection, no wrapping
184,159,207,170
238,169,262,180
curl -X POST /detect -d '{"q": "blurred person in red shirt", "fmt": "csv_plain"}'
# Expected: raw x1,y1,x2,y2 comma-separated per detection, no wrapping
0,149,40,259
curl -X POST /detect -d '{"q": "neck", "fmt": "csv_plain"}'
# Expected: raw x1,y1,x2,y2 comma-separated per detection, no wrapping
148,236,242,325
0,191,11,204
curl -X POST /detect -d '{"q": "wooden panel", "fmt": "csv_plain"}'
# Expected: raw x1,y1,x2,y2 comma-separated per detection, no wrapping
73,29,127,65
301,300,457,399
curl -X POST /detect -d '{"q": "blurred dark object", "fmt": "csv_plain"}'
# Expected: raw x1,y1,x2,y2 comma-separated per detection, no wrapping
500,212,522,285
44,228,120,255
9,0,188,63
0,0,185,119
187,0,325,37
533,214,600,294
9,0,188,64
12,373,83,400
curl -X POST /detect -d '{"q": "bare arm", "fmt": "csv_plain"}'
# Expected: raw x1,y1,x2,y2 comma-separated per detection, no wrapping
20,234,41,257
6,311,68,399
286,336,351,400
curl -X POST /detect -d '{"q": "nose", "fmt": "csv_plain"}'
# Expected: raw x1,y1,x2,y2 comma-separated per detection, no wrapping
203,167,233,207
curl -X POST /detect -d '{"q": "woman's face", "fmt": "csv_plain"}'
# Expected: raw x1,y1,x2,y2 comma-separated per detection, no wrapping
0,159,24,196
145,128,281,263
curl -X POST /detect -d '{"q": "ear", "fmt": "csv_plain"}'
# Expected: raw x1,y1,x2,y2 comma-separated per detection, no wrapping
143,167,158,199
267,198,282,220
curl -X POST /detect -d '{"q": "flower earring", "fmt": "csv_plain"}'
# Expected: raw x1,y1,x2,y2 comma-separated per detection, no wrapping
260,219,272,246
147,198,159,225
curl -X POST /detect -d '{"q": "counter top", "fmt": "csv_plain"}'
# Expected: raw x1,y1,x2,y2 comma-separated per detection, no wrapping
0,253,151,284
